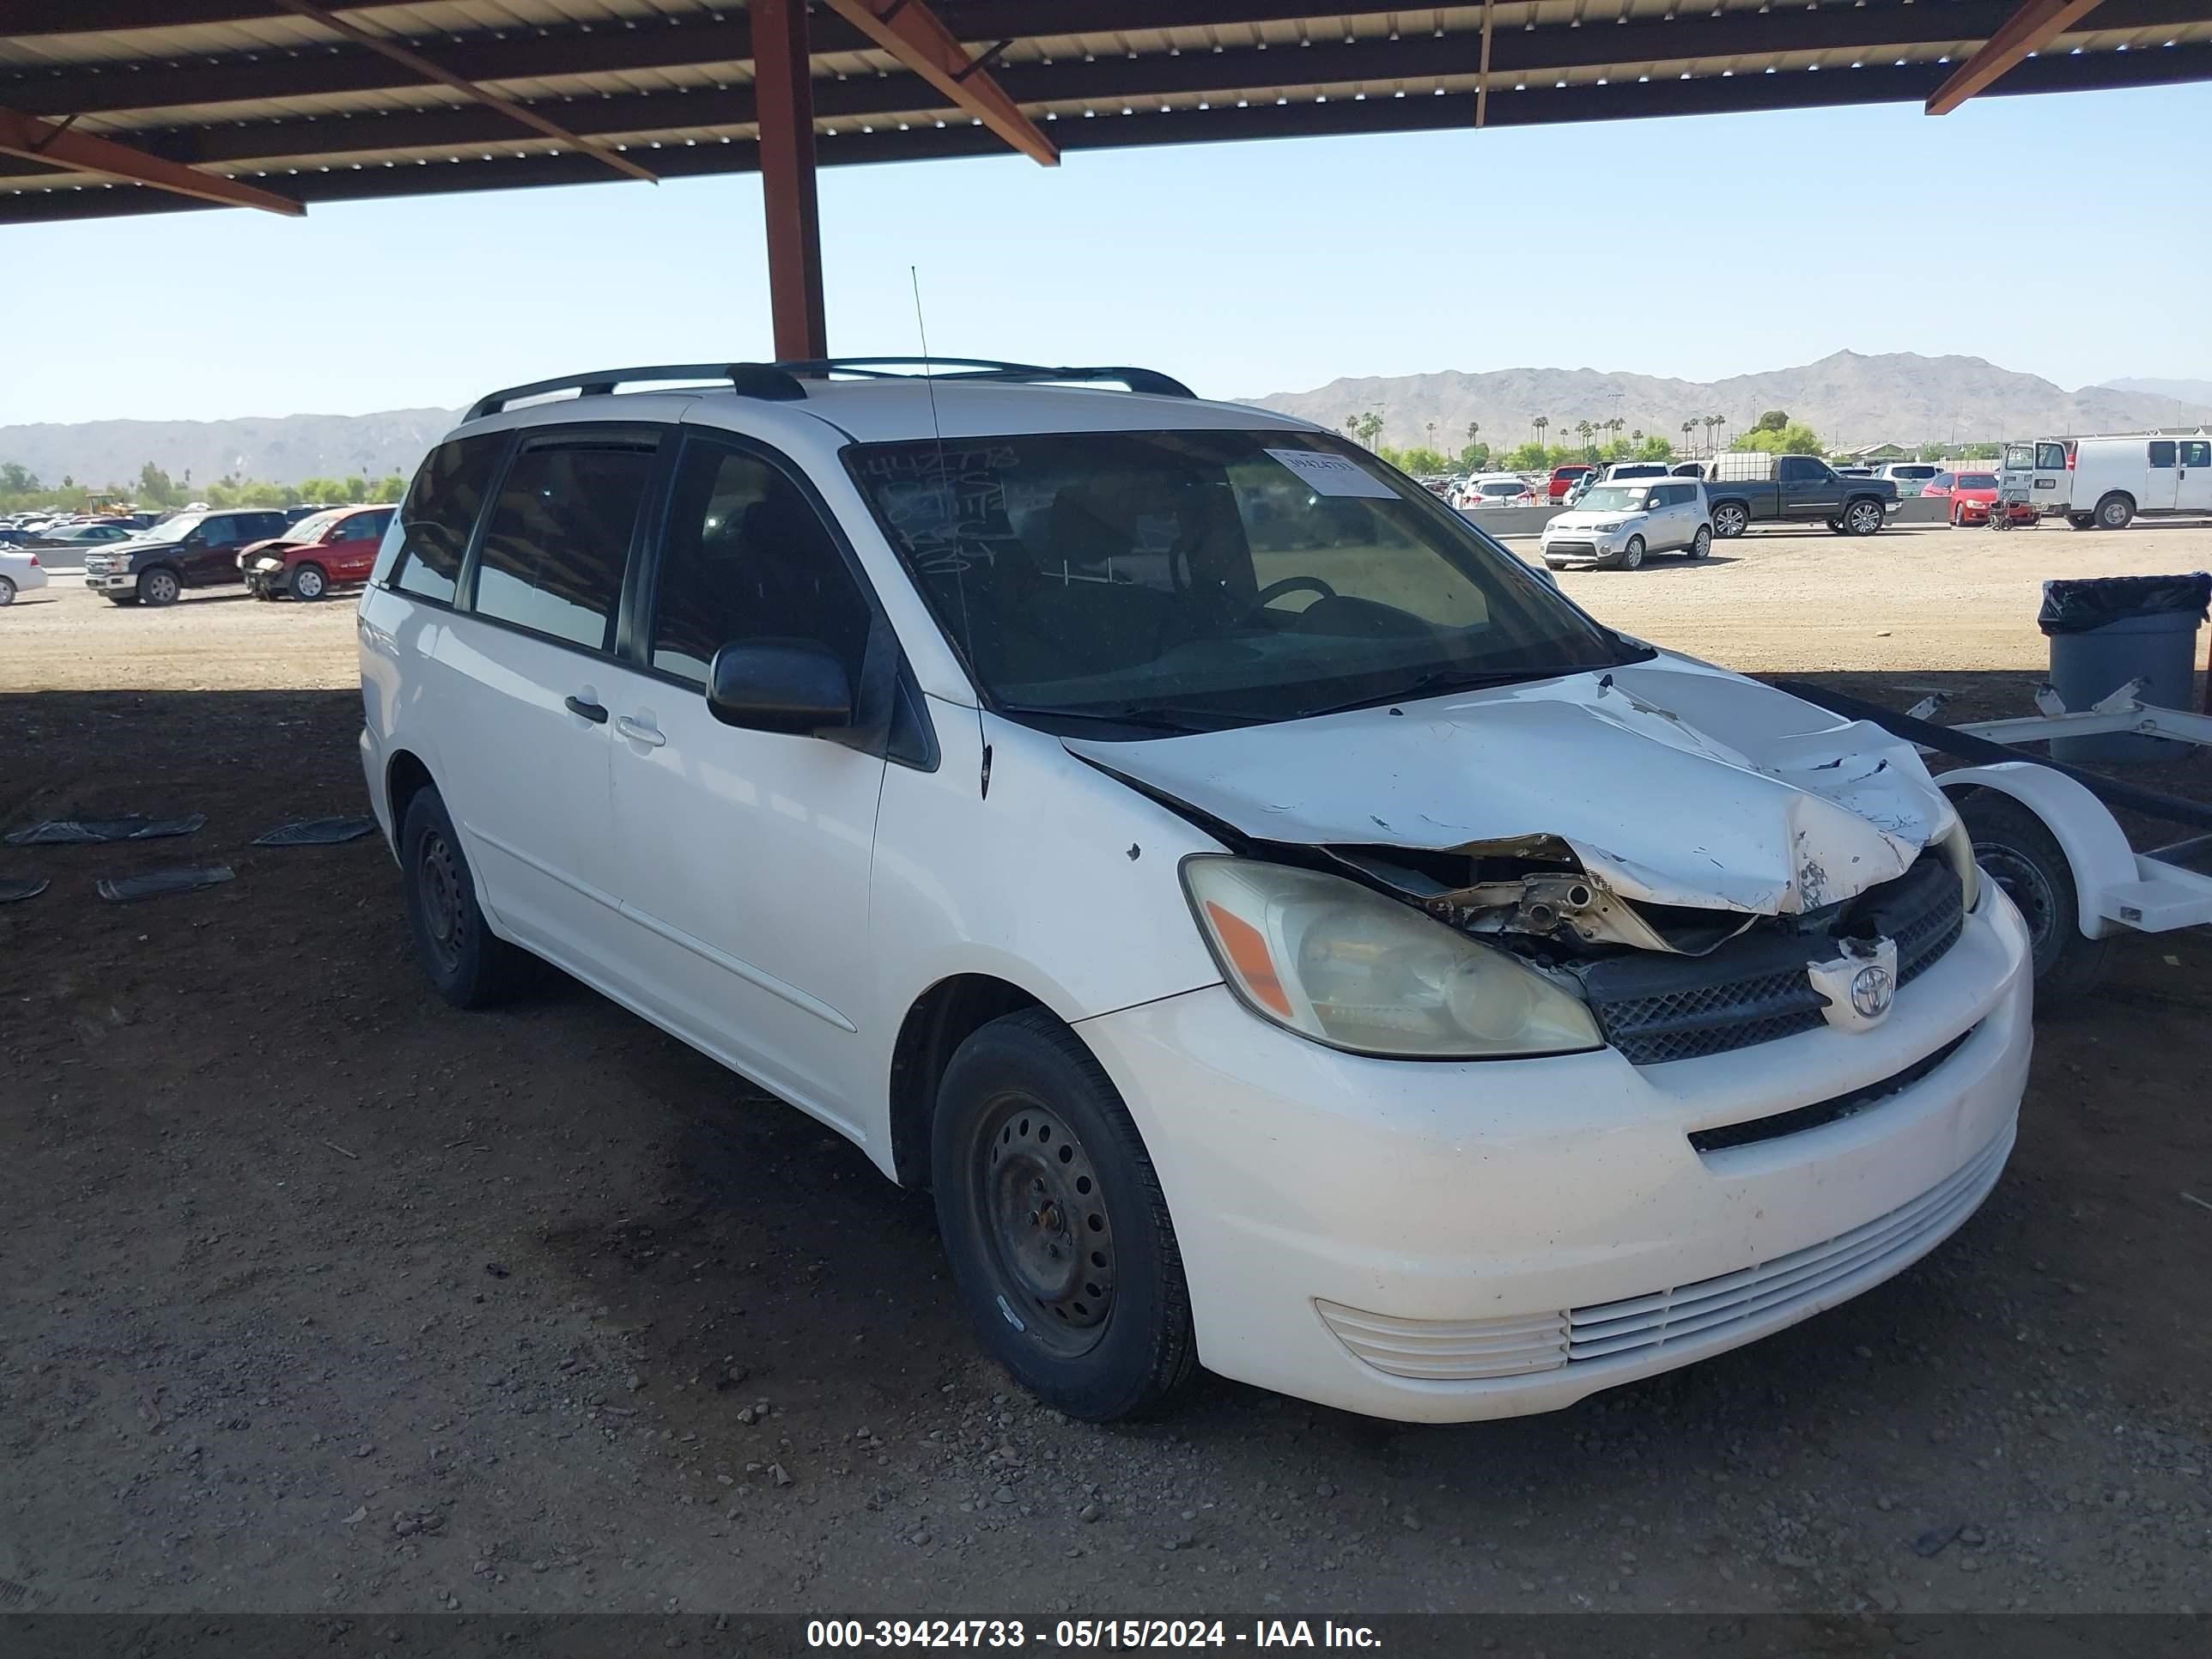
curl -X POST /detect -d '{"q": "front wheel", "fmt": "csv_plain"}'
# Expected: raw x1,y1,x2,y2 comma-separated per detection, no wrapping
1689,525,1712,558
1619,536,1645,570
1826,517,1845,534
933,1009,1196,1422
1844,499,1885,536
1712,502,1749,538
290,562,328,601
1956,790,2113,1002
0,575,15,606
137,567,181,606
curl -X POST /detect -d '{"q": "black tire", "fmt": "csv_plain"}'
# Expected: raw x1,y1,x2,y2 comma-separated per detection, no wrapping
0,575,15,606
1826,517,1845,534
104,595,137,606
1689,524,1712,558
291,562,328,602
1619,535,1645,570
2094,492,2134,531
1956,791,2113,1003
2068,514,2095,531
399,785,526,1010
1844,497,1885,536
932,1008,1196,1422
137,566,181,606
1711,501,1749,538
1952,504,1966,527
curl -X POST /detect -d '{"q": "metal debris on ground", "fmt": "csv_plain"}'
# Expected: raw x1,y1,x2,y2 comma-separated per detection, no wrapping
94,865,235,903
4,813,207,846
0,877,49,904
252,816,379,848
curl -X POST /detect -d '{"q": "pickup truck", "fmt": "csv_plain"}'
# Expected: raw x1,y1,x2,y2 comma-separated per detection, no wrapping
1703,455,1897,538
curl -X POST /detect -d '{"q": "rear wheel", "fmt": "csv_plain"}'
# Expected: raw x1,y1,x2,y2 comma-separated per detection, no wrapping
2094,492,2135,530
1712,501,1748,538
932,1009,1196,1422
137,567,181,606
1957,791,2113,1002
0,576,15,606
1689,525,1712,558
1844,498,1885,536
399,786,526,1010
291,562,328,602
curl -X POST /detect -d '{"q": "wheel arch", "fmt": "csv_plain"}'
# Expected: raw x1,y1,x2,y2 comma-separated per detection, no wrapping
1937,761,2136,939
888,973,1066,1189
384,747,437,839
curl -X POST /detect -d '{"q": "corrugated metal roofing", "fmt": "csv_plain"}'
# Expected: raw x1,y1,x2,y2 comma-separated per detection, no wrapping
3,2,2207,222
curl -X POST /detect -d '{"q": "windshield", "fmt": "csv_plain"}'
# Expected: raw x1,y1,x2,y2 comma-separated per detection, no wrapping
1474,479,1524,497
1573,487,1646,512
142,513,204,542
285,510,342,543
1958,474,1997,490
845,430,1644,734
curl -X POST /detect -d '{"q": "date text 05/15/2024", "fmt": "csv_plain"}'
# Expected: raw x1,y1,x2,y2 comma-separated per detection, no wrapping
805,1620,1382,1649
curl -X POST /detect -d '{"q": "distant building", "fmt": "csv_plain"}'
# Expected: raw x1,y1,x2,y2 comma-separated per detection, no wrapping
1835,442,1911,463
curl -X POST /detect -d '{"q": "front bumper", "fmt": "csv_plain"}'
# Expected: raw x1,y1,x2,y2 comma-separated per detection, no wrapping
1541,535,1629,568
244,568,290,595
83,567,137,592
1076,886,2033,1422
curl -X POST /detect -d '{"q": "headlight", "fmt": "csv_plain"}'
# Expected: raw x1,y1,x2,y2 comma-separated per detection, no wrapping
1181,857,1603,1059
256,556,283,570
1942,822,1982,913
1591,520,1623,532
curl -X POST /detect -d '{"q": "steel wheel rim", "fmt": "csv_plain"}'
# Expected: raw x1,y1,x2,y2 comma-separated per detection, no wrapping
2101,501,2127,527
295,567,323,599
148,572,178,603
416,828,465,974
972,1095,1115,1358
1977,843,2057,960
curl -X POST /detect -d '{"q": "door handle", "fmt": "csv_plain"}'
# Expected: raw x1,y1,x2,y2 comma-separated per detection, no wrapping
616,715,665,748
564,695,608,724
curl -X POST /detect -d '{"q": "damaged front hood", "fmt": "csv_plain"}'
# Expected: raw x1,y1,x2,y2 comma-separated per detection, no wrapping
1066,654,1954,920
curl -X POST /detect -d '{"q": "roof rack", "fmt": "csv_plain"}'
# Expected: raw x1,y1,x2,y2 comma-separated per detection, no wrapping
465,357,1195,421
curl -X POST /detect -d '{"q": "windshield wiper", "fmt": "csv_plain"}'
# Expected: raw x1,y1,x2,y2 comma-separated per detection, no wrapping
1291,665,1565,720
995,701,1257,736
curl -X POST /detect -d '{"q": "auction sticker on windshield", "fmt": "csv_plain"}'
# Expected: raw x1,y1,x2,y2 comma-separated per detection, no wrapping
1264,448,1396,498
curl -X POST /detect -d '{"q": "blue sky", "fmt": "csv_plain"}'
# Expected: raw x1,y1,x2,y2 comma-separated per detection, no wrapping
5,80,2208,426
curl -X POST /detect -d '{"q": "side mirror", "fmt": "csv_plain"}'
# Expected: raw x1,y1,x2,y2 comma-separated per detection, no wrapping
707,641,854,734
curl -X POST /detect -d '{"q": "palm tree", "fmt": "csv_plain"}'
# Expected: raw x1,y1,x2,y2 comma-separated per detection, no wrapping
1576,419,1594,455
1425,421,1437,459
1357,410,1385,448
1344,415,1358,437
1533,415,1549,450
1705,413,1723,453
1632,428,1644,446
1466,420,1480,445
1681,418,1696,452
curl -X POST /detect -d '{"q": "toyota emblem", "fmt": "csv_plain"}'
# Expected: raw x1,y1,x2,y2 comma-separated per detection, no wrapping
1850,963,1895,1021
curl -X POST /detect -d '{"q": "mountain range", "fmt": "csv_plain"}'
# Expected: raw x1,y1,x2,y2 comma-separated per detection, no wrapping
1242,351,2212,455
5,352,2210,488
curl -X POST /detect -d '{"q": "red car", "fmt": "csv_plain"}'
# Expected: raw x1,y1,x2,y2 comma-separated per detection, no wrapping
1547,464,1598,503
1920,471,1957,501
239,504,395,600
1948,472,2034,527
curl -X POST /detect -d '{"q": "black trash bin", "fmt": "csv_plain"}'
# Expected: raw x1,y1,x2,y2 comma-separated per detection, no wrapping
2037,573,2211,763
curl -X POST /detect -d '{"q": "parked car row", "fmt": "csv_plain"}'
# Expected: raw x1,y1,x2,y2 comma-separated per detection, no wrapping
76,503,394,605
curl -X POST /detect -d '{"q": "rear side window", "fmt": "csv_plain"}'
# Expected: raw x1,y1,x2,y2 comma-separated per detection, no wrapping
392,434,505,604
2183,441,2210,469
1778,457,1820,482
471,444,655,653
2148,441,2178,468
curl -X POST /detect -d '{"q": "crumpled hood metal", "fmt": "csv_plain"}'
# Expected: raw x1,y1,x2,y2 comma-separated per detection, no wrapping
1066,653,1955,916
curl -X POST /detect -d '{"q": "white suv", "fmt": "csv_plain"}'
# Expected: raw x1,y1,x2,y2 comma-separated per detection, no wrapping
1540,478,1713,569
360,359,2031,1424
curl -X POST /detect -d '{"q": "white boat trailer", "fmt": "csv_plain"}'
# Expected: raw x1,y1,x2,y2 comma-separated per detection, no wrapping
1784,678,2212,994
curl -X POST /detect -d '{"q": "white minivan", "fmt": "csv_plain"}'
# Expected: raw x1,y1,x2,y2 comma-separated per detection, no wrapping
2007,434,2212,528
360,360,2032,1424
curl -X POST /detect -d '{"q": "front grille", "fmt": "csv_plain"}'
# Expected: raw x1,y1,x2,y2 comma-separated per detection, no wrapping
1315,1122,2014,1383
1546,540,1601,556
1574,854,1964,1066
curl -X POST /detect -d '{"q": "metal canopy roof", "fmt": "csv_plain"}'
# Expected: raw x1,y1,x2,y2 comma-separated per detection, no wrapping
3,1,2208,225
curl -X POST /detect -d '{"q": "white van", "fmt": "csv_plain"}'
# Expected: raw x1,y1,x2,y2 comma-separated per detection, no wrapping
358,358,2030,1425
2006,434,2212,529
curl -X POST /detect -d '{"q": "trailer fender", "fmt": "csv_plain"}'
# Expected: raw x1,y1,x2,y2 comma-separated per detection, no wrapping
1936,761,2135,939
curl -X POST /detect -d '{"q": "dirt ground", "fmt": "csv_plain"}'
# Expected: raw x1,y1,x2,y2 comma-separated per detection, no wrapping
3,522,2210,1619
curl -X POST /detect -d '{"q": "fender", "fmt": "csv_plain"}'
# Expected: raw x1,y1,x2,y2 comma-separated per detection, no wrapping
1936,760,2135,939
